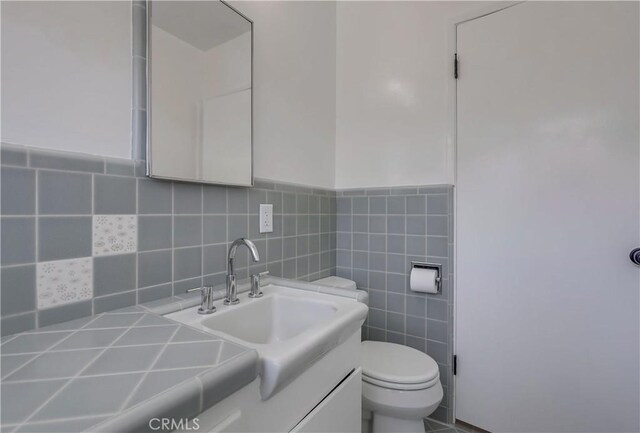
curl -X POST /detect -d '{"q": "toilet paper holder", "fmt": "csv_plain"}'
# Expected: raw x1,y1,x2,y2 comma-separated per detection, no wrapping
410,261,442,293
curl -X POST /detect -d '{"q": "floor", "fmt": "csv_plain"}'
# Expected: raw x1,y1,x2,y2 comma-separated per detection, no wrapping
424,418,484,433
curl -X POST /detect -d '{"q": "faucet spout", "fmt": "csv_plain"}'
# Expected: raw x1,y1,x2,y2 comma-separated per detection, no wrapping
225,238,260,305
228,238,260,275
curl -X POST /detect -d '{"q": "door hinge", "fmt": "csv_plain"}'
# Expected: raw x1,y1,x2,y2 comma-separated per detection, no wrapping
454,53,459,79
453,355,458,375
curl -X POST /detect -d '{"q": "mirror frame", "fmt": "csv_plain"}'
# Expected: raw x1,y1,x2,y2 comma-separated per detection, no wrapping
143,0,254,187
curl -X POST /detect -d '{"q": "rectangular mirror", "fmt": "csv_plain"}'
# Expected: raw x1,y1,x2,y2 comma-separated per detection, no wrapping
147,0,253,186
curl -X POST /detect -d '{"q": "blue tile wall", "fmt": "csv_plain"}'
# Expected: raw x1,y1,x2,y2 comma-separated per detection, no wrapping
1,142,455,422
334,186,455,423
0,143,337,336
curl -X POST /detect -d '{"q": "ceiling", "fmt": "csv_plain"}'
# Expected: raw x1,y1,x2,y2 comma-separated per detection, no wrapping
152,1,250,51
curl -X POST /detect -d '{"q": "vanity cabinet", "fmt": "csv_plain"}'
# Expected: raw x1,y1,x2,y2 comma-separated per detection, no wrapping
178,331,362,433
291,368,362,433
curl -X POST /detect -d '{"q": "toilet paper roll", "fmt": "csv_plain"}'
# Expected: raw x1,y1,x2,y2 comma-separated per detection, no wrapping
410,267,439,294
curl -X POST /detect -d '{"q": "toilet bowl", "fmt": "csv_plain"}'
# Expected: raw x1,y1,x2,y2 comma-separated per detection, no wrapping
361,341,442,433
314,277,443,433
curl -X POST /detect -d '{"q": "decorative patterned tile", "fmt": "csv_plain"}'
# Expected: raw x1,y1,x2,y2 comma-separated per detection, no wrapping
3,144,338,337
92,215,137,256
37,258,93,309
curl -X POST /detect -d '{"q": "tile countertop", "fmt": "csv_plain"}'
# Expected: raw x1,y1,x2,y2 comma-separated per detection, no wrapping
0,277,368,433
0,305,259,433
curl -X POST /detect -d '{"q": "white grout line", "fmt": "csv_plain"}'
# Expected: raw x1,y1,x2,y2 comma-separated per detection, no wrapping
14,313,148,429
213,337,225,365
0,314,105,386
0,353,39,381
34,169,40,328
169,182,175,304
1,312,141,330
86,178,96,318
3,162,357,339
0,334,20,346
135,177,140,307
116,325,181,411
199,184,205,290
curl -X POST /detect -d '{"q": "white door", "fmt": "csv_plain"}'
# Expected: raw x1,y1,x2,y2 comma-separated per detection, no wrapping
456,2,639,432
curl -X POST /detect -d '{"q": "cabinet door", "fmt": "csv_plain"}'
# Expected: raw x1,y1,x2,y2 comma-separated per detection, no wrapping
291,368,362,433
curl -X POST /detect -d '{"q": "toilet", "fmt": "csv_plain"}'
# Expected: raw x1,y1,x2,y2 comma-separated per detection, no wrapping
360,341,443,433
315,277,443,433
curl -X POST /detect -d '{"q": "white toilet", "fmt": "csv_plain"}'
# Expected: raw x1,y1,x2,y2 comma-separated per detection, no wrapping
360,341,443,433
315,277,443,433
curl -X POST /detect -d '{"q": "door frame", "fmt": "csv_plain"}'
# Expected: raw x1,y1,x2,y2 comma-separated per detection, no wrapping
445,1,522,422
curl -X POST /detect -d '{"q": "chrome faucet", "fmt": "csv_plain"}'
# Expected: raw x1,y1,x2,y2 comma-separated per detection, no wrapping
226,238,260,305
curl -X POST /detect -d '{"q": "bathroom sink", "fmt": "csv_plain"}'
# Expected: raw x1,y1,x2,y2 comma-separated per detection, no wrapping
200,294,337,344
165,283,368,399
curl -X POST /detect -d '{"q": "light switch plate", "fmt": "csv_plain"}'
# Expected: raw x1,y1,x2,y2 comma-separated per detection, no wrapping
259,204,273,233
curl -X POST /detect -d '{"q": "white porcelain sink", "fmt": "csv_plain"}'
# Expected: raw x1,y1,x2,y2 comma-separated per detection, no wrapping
165,283,368,399
200,293,337,345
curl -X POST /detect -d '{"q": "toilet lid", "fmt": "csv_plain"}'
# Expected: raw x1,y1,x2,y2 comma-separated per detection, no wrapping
361,341,439,385
314,276,357,290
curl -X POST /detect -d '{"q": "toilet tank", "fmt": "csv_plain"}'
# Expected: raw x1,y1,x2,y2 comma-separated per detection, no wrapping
314,276,357,291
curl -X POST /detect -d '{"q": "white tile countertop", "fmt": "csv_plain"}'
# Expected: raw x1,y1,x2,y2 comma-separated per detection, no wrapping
0,306,258,433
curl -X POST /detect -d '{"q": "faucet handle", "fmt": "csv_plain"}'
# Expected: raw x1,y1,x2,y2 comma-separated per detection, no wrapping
186,286,216,314
186,285,213,296
257,271,270,288
249,271,269,298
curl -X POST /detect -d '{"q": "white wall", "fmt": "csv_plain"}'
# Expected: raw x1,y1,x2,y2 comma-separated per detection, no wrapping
335,1,486,189
151,26,202,179
233,1,337,189
2,1,483,189
2,1,337,189
203,32,251,98
202,32,252,185
5,0,480,190
1,1,132,159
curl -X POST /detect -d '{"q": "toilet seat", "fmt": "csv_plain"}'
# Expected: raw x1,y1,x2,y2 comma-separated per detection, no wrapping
363,373,440,391
361,341,440,391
